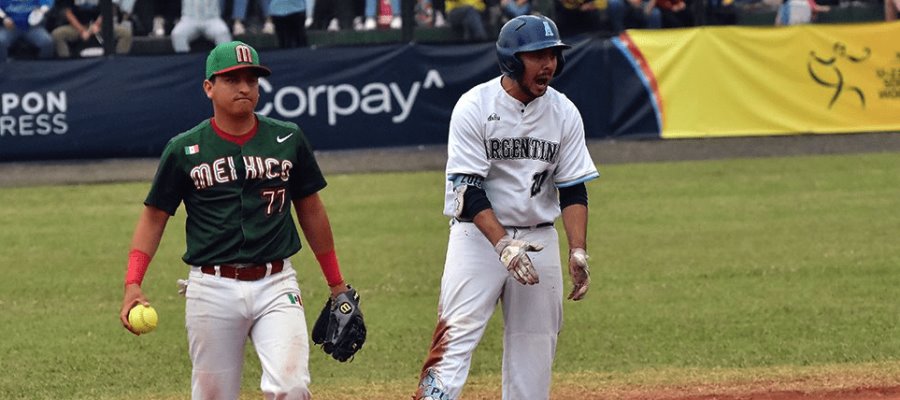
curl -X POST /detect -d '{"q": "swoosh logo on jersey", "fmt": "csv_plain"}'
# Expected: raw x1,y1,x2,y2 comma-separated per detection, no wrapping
276,132,294,143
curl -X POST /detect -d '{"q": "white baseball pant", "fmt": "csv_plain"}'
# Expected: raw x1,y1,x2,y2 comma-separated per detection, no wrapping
419,221,563,400
184,260,311,400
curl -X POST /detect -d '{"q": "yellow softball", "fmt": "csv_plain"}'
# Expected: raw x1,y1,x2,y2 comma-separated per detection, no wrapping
128,304,158,334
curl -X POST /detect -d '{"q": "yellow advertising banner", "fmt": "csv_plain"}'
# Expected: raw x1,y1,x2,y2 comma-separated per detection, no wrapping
622,22,900,138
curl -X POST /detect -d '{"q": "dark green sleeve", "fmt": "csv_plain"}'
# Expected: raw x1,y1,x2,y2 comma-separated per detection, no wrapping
145,140,191,215
289,129,327,199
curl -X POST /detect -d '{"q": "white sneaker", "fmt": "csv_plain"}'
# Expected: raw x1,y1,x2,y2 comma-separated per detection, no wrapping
327,17,339,31
364,17,376,30
262,19,274,34
390,15,401,29
305,17,313,28
152,16,165,36
434,11,447,27
233,20,246,35
353,16,363,30
79,47,104,57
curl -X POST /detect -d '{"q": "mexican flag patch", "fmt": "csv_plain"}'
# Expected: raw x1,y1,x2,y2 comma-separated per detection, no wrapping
184,144,200,155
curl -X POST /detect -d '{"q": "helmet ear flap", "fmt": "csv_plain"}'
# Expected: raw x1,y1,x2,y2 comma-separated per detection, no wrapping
507,54,525,80
497,46,524,79
554,48,566,77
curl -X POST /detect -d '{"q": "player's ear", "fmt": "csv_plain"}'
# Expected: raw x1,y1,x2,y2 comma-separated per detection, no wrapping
203,79,214,99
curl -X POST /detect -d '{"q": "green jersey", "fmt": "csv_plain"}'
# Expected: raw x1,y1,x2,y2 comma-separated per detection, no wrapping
145,114,326,266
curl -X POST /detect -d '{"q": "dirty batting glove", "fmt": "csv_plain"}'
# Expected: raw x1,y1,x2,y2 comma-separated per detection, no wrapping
495,235,543,285
568,248,591,301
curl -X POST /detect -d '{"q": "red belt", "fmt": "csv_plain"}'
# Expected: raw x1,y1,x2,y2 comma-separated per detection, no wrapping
200,260,285,281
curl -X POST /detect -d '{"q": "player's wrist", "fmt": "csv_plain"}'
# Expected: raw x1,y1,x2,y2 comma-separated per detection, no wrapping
328,279,345,288
493,235,512,255
125,249,151,286
315,249,344,287
569,248,589,269
328,281,348,297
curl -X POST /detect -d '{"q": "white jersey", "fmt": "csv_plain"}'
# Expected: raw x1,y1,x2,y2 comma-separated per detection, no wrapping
443,76,599,227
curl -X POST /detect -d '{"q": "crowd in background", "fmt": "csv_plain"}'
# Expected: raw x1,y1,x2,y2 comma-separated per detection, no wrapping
1,0,895,61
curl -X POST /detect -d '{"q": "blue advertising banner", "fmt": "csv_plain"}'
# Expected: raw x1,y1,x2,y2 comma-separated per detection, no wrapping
0,37,658,161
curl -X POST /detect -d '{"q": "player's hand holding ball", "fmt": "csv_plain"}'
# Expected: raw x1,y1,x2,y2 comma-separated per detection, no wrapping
495,236,543,285
127,304,158,335
567,248,590,301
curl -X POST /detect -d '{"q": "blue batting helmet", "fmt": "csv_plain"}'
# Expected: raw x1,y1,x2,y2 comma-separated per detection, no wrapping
496,15,570,80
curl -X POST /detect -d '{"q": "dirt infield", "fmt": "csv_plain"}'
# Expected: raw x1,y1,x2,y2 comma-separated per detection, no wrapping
309,370,900,400
2,132,900,187
557,386,900,400
423,367,900,400
607,385,900,400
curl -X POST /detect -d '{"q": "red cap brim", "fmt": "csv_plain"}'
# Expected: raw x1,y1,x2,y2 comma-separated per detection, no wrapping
211,64,272,78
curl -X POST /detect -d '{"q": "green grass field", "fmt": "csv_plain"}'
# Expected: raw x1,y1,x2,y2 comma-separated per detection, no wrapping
1,152,899,399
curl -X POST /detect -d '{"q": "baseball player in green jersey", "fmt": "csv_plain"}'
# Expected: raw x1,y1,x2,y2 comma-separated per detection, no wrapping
118,41,353,400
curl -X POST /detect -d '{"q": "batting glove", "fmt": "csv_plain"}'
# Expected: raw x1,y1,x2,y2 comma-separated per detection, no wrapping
568,248,591,301
495,235,543,285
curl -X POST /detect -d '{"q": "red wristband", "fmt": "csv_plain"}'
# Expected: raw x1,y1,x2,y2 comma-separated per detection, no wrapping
315,249,344,287
125,249,151,286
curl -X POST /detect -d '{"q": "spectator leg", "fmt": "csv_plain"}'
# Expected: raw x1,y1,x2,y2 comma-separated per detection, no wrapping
171,19,200,52
233,0,248,21
273,11,306,47
0,29,14,63
607,0,626,33
259,0,274,32
118,0,138,15
646,7,662,28
447,7,467,38
114,24,133,54
205,18,233,45
306,0,316,26
432,0,447,25
336,0,355,29
311,0,335,29
231,0,248,34
24,28,55,59
51,25,80,58
466,7,488,40
365,0,376,18
449,6,487,40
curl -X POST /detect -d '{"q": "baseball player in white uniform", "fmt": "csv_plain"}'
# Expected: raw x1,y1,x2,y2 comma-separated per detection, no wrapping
413,15,598,400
